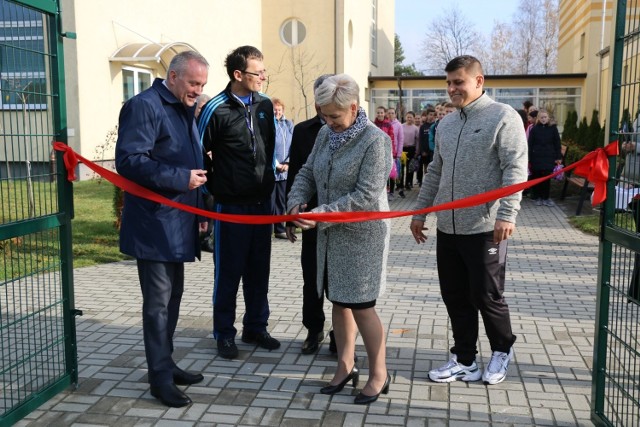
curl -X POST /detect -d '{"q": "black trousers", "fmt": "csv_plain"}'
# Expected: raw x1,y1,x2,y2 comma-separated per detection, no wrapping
404,147,416,188
213,202,272,340
531,169,552,200
436,230,516,364
137,259,184,386
301,228,325,333
271,180,287,234
418,151,432,185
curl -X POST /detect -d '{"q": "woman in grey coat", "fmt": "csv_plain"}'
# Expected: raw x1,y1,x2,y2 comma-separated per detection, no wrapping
287,74,392,404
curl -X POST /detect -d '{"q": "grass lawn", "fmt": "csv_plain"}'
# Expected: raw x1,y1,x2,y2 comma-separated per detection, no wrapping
71,179,128,268
567,211,637,236
1,179,127,281
568,214,600,235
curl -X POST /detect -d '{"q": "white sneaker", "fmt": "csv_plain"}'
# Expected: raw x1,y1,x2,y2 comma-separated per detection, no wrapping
428,355,482,383
482,348,513,385
543,199,555,207
535,198,543,206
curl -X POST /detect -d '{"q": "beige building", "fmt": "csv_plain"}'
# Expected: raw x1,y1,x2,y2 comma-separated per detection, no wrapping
557,0,614,120
50,0,394,177
262,0,394,122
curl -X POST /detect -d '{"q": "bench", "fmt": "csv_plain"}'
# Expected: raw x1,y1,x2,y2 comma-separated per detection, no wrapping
559,145,595,216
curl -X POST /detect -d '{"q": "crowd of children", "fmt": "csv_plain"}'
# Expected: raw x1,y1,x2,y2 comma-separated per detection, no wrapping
374,102,456,201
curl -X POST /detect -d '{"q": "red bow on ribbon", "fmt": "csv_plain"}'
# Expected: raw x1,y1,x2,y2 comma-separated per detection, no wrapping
54,141,79,182
572,141,619,205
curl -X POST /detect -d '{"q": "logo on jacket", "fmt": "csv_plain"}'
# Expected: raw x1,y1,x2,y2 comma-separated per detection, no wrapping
258,111,266,119
488,248,498,255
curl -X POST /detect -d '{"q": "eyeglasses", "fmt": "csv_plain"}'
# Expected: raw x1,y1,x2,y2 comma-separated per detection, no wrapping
241,69,267,78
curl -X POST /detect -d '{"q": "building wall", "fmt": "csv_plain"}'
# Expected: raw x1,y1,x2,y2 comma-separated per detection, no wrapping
261,0,336,122
57,0,394,173
61,0,262,176
337,0,394,116
558,0,614,121
262,0,394,123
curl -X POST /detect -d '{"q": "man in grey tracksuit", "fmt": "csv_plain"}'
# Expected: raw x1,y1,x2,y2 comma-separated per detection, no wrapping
410,55,528,386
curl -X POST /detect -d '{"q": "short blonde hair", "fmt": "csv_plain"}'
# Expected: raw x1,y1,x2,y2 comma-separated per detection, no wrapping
272,98,285,109
314,74,359,109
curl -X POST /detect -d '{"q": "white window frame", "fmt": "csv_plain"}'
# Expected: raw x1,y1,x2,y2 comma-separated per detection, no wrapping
122,66,153,101
280,18,306,47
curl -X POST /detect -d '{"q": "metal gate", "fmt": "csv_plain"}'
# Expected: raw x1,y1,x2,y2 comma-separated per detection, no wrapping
0,0,78,425
592,1,640,426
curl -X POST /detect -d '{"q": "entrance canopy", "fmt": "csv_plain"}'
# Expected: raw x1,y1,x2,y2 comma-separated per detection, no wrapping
109,42,198,71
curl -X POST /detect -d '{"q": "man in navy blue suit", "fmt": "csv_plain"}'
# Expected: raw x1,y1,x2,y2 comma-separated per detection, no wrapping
115,51,209,408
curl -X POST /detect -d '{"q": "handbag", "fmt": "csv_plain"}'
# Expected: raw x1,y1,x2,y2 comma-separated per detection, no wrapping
408,157,420,173
553,164,565,181
389,158,398,179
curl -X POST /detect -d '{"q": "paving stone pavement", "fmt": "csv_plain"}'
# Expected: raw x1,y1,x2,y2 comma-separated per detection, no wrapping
16,188,599,427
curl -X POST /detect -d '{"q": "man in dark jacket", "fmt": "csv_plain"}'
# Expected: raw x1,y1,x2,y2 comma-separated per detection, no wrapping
115,51,209,408
198,46,279,360
285,74,335,355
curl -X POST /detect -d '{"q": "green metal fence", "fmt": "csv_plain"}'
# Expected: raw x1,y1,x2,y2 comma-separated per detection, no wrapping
592,1,640,426
0,0,78,425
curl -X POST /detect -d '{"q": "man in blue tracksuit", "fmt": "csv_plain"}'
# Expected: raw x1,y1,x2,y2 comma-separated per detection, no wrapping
198,45,279,359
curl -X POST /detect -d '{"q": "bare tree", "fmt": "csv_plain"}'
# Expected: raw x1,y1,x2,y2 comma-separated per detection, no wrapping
512,0,541,74
289,46,324,121
264,47,324,121
419,5,481,75
540,0,559,73
510,0,558,74
479,21,517,75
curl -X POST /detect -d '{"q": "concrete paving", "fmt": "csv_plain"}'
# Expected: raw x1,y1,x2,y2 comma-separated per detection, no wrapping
17,187,599,427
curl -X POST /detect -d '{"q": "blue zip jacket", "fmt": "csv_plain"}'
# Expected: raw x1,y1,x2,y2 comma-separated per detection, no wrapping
116,78,203,262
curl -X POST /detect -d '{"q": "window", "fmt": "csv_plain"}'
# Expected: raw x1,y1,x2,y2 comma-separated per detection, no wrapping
410,89,448,112
370,0,378,66
280,18,306,47
492,88,536,111
579,32,585,60
0,0,47,110
122,67,153,102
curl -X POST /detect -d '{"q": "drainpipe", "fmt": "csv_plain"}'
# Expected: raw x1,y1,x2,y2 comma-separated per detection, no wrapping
397,77,403,120
596,0,607,119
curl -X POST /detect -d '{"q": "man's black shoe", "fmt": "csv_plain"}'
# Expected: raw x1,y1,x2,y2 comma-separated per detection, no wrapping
328,330,337,354
241,330,281,350
150,383,192,408
217,337,239,359
301,331,325,354
173,367,204,385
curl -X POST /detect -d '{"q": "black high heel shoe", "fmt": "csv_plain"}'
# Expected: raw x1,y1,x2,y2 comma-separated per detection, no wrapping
320,366,360,395
353,373,391,404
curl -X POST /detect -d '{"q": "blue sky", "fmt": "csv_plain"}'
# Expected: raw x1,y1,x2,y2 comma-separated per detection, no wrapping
395,0,520,69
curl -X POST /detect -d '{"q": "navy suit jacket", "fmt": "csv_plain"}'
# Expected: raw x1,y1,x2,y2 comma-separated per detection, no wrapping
115,78,203,262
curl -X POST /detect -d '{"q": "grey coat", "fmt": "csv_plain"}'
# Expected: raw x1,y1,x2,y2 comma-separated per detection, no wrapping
287,122,392,304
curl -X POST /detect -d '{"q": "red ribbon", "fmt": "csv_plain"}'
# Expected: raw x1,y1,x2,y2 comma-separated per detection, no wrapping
52,141,619,224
